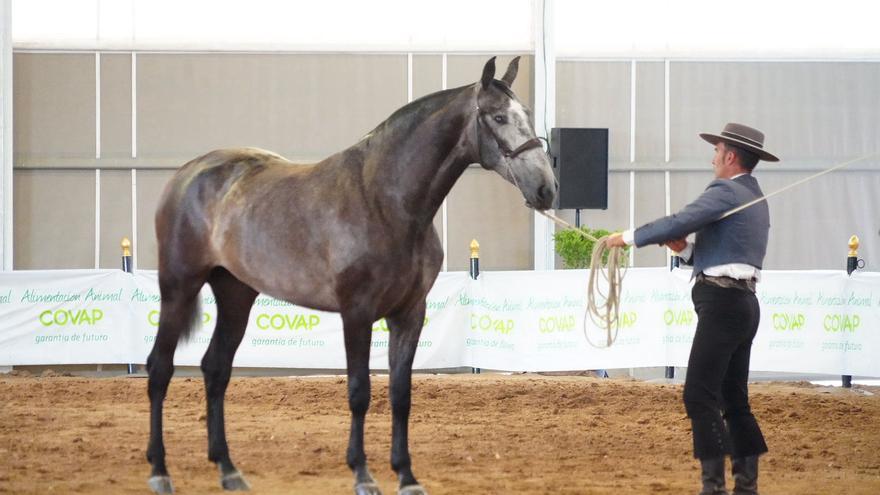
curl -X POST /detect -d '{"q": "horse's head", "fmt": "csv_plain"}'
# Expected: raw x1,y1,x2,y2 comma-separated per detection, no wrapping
475,57,557,211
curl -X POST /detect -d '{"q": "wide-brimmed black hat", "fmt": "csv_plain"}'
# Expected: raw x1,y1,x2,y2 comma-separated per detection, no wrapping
699,123,779,162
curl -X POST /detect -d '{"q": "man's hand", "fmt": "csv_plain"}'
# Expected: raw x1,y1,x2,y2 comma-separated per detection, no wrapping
606,232,627,248
663,238,687,253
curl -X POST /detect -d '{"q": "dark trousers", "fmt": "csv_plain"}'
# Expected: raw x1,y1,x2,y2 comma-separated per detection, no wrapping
684,282,768,459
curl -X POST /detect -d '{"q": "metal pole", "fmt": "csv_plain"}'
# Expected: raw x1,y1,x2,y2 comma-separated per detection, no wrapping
842,235,860,388
469,239,481,374
122,237,136,374
846,235,859,276
665,253,679,380
122,237,133,274
0,0,12,271
469,239,480,281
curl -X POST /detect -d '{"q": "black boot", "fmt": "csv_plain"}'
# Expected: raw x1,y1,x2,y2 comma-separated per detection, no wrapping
699,457,729,495
731,455,759,495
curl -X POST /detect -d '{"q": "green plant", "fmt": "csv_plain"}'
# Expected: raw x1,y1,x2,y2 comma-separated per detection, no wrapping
553,227,630,269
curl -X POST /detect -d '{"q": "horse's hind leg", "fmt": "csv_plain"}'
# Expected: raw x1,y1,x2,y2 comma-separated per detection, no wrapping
386,302,428,495
147,276,206,494
342,310,382,495
201,268,258,491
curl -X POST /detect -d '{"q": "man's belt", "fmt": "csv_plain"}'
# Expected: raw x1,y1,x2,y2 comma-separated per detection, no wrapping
695,272,756,293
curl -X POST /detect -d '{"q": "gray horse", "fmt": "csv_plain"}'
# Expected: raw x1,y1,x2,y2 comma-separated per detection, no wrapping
146,56,556,495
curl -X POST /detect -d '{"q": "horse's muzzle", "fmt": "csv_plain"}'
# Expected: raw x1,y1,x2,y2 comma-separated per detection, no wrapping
533,183,556,210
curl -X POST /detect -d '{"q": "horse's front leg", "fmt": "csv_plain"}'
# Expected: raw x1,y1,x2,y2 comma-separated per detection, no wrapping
386,302,428,495
342,311,381,495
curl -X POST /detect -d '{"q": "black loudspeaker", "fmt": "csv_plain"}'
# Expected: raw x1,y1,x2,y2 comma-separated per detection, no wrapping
549,128,609,210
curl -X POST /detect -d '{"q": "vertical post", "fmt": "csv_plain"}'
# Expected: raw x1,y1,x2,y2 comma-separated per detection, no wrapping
665,254,679,380
842,234,860,388
0,0,13,270
122,237,135,374
440,54,449,272
532,0,555,271
469,239,481,374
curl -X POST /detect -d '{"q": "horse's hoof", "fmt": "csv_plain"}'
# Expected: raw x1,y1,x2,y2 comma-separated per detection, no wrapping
354,481,383,495
398,485,427,495
148,475,174,494
221,471,251,491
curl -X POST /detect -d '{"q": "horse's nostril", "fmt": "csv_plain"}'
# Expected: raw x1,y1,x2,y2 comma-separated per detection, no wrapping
539,184,554,202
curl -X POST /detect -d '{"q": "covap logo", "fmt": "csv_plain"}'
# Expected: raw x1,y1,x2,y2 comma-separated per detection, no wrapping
372,317,430,332
39,308,103,327
538,314,575,333
664,308,694,327
147,310,212,327
772,313,805,331
620,312,637,328
824,313,860,332
470,313,514,334
255,312,320,331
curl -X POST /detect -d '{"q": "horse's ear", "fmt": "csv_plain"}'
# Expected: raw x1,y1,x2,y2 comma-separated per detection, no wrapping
501,56,520,86
481,57,497,89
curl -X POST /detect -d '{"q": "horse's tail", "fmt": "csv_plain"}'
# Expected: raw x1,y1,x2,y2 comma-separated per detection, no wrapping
154,273,207,345
180,296,203,342
153,154,213,344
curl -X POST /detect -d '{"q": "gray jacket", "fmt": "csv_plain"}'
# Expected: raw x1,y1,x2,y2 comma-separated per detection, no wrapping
633,174,769,274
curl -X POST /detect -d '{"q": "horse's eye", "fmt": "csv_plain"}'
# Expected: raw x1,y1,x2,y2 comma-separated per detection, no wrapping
493,115,505,124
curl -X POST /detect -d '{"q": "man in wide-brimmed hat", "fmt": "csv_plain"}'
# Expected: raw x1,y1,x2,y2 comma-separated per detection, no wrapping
608,123,779,495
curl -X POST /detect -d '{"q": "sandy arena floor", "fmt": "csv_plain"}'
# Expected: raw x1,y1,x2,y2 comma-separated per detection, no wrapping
0,373,878,494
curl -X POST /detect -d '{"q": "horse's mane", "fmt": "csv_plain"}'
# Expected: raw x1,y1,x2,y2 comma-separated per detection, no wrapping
364,84,472,138
359,79,515,145
374,79,515,134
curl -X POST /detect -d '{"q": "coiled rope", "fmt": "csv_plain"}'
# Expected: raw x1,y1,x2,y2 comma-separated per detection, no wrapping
538,210,627,348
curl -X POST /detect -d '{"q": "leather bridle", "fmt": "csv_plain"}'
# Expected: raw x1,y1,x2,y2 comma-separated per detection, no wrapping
475,107,544,159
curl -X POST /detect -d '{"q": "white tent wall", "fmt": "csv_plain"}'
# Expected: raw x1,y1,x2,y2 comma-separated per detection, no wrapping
10,0,880,58
5,0,880,273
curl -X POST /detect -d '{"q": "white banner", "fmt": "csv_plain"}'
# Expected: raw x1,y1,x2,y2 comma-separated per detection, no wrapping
467,268,880,377
0,268,878,376
462,268,697,371
0,270,135,365
749,270,880,376
129,271,471,369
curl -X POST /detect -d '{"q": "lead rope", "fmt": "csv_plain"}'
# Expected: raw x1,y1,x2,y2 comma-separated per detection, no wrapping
536,151,880,348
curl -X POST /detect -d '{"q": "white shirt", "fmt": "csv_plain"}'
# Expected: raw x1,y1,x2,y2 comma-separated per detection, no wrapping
622,173,761,282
